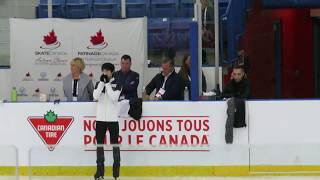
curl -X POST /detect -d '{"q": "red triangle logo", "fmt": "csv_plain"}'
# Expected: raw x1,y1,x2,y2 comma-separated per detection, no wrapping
28,111,74,151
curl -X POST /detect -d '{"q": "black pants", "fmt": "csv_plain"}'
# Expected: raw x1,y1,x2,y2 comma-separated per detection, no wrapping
95,121,120,177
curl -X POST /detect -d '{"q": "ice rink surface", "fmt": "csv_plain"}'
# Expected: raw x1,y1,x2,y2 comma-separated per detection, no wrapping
2,177,320,180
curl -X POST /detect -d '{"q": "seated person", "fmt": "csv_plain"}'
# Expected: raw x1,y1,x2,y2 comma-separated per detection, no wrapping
222,65,250,144
63,57,94,102
145,58,184,100
178,53,207,100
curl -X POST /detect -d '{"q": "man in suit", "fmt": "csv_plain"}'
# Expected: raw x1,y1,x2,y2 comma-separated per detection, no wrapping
63,57,94,101
113,55,139,100
145,58,184,100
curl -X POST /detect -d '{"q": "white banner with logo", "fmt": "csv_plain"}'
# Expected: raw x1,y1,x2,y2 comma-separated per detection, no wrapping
10,18,147,101
0,101,249,166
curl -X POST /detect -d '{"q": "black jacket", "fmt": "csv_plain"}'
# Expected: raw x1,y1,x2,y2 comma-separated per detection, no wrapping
113,70,139,100
222,78,250,99
145,70,184,100
128,98,143,120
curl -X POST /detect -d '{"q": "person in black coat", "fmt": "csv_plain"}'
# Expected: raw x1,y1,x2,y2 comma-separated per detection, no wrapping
222,66,250,99
145,58,184,100
222,65,250,144
113,55,139,100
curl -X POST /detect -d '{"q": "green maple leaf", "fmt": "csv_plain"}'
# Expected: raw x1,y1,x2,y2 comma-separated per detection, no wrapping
44,110,57,123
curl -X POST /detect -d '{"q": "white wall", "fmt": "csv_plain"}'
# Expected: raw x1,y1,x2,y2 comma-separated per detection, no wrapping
2,100,320,166
248,100,320,166
0,101,243,166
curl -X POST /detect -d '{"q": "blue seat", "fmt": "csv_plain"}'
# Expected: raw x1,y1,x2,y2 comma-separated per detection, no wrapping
169,18,193,50
245,0,252,9
148,18,170,49
65,0,91,19
262,0,298,8
92,0,120,18
262,0,320,8
37,0,65,18
179,0,194,18
297,0,320,7
126,0,149,18
150,0,178,18
219,0,229,17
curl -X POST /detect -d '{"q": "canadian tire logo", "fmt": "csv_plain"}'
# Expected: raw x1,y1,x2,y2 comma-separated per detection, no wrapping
28,110,74,151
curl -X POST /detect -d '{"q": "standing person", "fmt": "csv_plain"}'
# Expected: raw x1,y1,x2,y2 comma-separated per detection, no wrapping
222,65,250,144
113,55,139,100
145,58,184,100
93,63,122,180
63,57,94,101
178,53,207,99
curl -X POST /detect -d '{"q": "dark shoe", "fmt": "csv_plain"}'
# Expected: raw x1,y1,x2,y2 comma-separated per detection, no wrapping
113,165,120,179
94,175,104,180
94,162,104,179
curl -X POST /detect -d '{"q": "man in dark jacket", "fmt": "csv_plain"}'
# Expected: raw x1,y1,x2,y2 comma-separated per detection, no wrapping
113,55,139,100
145,58,184,100
222,65,250,144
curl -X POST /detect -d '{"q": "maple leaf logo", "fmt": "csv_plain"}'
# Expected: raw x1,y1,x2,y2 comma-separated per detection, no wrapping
87,29,108,49
90,29,104,45
44,30,57,45
40,29,61,50
44,110,57,123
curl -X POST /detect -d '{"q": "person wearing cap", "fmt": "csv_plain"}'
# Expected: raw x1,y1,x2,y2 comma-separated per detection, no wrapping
63,57,94,101
93,62,122,180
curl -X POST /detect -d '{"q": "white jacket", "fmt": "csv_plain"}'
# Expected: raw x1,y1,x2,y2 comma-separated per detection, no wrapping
93,79,121,122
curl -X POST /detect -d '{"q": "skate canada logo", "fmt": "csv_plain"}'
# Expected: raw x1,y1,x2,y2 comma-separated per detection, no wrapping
23,72,34,81
89,72,96,81
40,30,61,50
32,88,40,97
28,110,74,151
87,29,108,50
49,87,59,97
18,87,28,97
77,29,118,62
54,72,63,81
38,72,49,81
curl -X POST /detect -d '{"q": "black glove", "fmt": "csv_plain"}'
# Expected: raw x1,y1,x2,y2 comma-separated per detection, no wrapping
100,74,109,83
